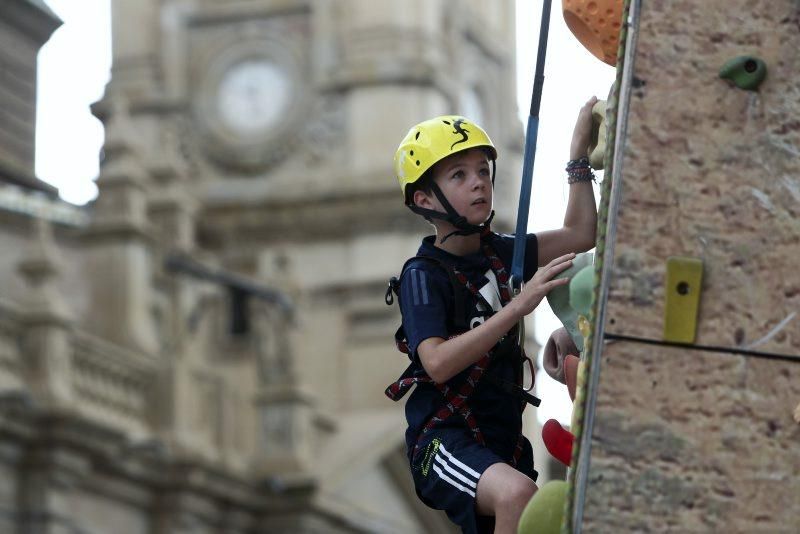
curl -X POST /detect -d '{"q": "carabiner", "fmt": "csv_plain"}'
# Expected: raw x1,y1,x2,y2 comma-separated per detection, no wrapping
522,352,536,392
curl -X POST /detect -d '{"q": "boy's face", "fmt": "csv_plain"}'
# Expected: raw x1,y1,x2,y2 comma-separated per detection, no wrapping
414,148,493,226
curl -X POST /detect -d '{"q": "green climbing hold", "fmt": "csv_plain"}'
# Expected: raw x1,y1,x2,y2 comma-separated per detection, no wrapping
569,265,594,318
517,480,568,534
546,252,593,352
719,56,767,91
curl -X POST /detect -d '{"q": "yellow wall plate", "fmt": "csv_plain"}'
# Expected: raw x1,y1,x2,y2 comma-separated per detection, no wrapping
663,257,704,343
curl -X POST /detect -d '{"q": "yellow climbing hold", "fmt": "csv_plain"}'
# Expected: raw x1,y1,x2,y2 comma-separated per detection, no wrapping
578,314,591,340
588,99,607,169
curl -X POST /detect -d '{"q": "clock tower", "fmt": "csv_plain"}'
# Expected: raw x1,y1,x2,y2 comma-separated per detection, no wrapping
91,0,523,530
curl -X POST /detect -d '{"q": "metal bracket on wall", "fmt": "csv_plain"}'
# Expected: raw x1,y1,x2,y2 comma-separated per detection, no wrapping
164,252,294,335
663,256,704,343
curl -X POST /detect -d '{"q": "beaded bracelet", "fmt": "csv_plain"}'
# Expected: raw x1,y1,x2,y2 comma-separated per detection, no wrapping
567,171,595,185
566,157,595,184
566,156,591,170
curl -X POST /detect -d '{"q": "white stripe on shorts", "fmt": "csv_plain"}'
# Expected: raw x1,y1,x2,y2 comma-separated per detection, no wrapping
434,454,477,489
431,443,482,498
433,464,476,498
438,443,481,478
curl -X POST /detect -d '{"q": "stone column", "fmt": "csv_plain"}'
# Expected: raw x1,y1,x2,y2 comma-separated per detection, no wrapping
106,0,161,100
252,304,316,484
82,99,158,354
17,218,74,410
147,120,197,254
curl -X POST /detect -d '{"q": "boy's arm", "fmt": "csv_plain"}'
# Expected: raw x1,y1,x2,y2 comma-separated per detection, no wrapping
418,253,575,383
537,97,599,266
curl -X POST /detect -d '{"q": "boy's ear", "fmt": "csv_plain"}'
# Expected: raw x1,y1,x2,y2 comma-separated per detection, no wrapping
412,189,434,210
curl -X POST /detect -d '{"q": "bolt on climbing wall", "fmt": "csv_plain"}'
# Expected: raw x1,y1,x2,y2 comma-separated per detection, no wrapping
572,0,800,531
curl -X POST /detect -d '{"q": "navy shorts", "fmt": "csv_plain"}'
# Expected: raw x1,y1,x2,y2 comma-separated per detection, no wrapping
410,428,537,533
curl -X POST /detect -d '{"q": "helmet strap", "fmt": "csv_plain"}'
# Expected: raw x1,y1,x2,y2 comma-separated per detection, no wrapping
406,181,492,244
439,210,495,243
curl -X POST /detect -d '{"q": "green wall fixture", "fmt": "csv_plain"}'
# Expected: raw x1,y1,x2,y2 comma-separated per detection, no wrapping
719,56,767,91
569,264,595,319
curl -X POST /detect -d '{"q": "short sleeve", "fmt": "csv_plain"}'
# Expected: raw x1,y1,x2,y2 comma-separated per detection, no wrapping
399,265,450,358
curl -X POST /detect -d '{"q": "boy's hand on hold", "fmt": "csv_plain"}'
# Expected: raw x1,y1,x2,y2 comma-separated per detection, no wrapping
514,253,575,317
570,96,599,160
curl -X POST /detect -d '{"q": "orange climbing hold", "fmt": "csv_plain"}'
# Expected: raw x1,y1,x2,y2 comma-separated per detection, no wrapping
562,0,624,66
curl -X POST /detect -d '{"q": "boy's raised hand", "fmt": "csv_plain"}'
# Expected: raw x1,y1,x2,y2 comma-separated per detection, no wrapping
570,96,599,160
513,253,575,317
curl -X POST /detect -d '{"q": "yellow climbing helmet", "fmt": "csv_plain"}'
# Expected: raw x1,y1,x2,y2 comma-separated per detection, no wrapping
394,116,497,203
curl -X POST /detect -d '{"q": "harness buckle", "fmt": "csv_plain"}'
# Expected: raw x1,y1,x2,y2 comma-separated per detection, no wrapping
385,276,399,305
483,372,541,407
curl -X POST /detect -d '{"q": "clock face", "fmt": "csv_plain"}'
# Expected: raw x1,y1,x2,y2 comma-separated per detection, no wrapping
216,59,291,135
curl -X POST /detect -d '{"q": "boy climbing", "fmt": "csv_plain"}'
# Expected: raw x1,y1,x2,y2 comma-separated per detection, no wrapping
385,97,598,534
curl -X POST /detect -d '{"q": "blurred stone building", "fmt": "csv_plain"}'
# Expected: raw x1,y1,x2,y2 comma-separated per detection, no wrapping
0,0,541,532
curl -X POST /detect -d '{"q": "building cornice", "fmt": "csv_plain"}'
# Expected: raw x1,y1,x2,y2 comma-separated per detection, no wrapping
0,0,62,45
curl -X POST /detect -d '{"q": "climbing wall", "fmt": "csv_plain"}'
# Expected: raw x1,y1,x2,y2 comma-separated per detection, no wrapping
570,0,800,531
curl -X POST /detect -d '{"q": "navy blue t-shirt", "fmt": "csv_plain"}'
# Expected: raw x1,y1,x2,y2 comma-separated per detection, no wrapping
398,232,539,459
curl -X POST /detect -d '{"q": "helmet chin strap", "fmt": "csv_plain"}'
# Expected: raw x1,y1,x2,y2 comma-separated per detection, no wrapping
439,212,495,244
406,160,497,244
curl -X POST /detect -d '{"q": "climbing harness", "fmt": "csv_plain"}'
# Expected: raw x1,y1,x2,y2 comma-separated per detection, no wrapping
385,236,540,464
